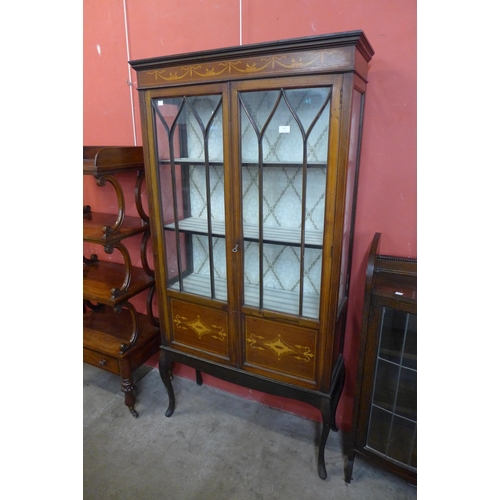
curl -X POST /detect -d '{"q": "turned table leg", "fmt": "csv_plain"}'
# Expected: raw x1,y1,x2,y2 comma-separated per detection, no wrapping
118,360,138,417
121,376,138,418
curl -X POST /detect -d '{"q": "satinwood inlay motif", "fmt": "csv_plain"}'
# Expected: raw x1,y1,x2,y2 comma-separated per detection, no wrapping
144,50,342,85
174,314,227,341
247,333,314,362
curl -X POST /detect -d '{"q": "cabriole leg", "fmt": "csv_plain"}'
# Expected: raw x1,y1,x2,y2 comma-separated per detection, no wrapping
330,360,346,432
317,400,332,479
159,350,175,417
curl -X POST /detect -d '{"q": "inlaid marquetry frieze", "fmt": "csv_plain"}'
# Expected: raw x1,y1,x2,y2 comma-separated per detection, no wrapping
247,333,314,362
174,314,227,341
138,49,350,88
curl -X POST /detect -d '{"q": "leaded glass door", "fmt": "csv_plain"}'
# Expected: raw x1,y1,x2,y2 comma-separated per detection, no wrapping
236,84,335,319
366,306,417,471
150,87,229,303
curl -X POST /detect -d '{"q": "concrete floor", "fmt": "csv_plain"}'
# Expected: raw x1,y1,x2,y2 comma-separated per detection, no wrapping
83,363,417,500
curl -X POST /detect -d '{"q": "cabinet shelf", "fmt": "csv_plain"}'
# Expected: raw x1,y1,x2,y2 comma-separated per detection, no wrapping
165,217,323,247
84,212,147,243
83,254,154,305
244,282,320,318
170,273,320,318
84,305,159,369
160,158,327,168
83,146,145,175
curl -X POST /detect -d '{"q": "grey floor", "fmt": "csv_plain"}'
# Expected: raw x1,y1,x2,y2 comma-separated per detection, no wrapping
83,363,417,500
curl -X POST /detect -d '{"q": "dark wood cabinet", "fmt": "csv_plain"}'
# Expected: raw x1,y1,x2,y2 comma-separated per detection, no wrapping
83,146,160,417
130,31,374,477
345,233,417,484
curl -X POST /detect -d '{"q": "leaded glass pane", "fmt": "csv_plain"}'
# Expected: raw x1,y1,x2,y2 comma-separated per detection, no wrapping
366,307,417,470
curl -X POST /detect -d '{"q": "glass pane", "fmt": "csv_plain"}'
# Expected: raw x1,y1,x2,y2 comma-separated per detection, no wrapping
379,308,406,364
372,358,399,411
239,87,331,318
152,94,227,301
243,243,321,318
366,406,391,454
410,427,417,469
338,90,362,308
403,314,417,370
366,306,417,470
396,367,417,419
386,416,417,467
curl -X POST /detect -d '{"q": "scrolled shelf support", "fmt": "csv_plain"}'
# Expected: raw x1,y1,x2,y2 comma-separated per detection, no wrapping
84,300,104,311
135,170,149,223
95,174,126,234
140,229,154,277
146,284,160,327
114,301,139,353
104,242,132,298
83,253,99,265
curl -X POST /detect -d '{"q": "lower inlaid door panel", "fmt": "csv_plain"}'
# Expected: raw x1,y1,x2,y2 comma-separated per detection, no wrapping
169,298,230,361
243,315,318,386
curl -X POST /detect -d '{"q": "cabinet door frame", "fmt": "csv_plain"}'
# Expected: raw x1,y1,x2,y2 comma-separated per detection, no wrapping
229,75,344,317
229,74,344,387
141,82,239,355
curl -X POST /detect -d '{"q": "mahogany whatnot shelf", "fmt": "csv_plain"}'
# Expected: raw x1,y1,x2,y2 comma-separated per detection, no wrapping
83,146,159,417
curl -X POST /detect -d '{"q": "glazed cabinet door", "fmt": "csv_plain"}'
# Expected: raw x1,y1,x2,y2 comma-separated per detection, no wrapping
145,84,237,363
231,76,343,387
233,77,343,320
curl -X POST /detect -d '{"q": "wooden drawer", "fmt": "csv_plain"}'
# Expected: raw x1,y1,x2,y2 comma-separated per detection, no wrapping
83,347,120,375
243,316,318,385
169,299,230,361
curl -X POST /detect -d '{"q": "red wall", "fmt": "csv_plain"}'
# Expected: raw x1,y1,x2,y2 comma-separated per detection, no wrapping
83,0,416,431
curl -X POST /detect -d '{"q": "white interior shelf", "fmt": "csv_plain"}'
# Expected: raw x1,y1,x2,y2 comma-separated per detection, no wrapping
169,273,320,318
158,158,327,167
165,217,323,247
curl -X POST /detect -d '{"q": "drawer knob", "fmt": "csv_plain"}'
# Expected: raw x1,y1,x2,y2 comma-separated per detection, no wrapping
99,359,107,367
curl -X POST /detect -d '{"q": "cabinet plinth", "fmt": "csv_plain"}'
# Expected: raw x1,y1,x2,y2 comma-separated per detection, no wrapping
131,31,374,475
83,146,159,417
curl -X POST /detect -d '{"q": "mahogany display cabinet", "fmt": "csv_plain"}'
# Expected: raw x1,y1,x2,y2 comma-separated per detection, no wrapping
344,233,417,484
130,31,374,477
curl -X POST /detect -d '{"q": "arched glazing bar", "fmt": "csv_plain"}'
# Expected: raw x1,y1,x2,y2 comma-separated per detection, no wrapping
184,96,223,299
152,95,224,300
239,87,332,317
239,92,283,310
152,98,187,292
281,88,332,316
